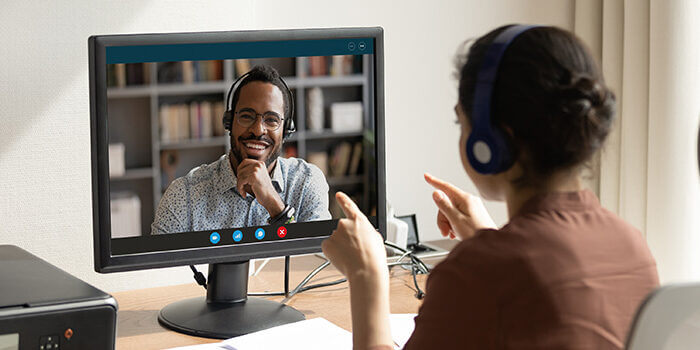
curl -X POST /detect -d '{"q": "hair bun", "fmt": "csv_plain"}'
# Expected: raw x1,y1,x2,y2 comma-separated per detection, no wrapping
558,74,613,121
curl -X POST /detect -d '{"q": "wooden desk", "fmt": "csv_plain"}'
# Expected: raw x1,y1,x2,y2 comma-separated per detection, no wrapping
113,240,456,349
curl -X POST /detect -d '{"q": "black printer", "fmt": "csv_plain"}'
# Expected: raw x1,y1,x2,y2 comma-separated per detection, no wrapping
0,245,117,349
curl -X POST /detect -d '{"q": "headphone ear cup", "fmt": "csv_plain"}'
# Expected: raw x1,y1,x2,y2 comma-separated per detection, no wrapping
223,110,233,131
284,117,296,140
466,131,509,174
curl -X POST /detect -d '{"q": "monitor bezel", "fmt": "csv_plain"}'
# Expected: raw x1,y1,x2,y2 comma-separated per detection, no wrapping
88,27,386,273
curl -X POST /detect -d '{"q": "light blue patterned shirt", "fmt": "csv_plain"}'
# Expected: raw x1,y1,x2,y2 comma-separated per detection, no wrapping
151,153,331,234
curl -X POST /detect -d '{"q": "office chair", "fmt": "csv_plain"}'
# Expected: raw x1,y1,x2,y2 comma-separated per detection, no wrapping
626,282,700,349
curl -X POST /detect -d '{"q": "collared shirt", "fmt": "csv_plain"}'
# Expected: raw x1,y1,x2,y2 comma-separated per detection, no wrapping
151,153,331,234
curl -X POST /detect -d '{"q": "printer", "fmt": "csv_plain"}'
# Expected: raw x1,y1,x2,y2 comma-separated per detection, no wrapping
0,245,117,349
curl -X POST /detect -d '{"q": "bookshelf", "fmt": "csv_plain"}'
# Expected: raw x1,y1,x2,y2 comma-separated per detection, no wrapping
107,56,374,236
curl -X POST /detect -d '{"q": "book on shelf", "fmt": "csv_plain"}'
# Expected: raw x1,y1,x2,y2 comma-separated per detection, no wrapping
126,63,144,85
199,101,214,138
108,63,153,87
330,55,354,76
306,87,324,132
305,55,357,77
213,101,226,136
235,59,251,78
182,61,195,84
309,56,328,76
159,103,190,141
307,151,329,176
157,60,223,84
161,101,224,142
115,64,126,87
348,141,363,175
330,142,353,177
108,143,126,177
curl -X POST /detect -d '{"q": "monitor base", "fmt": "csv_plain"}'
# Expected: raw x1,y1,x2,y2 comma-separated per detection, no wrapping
158,260,305,339
158,296,305,339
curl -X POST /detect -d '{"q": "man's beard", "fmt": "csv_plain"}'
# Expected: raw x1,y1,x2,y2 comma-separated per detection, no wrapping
231,134,282,168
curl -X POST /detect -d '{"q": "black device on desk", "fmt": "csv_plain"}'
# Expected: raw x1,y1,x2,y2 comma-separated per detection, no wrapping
0,245,117,350
395,214,449,259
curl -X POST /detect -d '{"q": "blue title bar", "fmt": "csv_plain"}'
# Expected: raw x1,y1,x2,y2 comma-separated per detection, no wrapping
106,38,374,64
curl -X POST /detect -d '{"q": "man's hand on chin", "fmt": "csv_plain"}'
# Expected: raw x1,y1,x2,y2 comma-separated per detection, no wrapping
236,159,285,217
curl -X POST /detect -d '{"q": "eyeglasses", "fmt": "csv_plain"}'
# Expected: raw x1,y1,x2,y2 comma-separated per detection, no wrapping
234,109,284,131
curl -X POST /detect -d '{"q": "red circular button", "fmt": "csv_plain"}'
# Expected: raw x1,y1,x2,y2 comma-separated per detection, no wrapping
277,226,287,238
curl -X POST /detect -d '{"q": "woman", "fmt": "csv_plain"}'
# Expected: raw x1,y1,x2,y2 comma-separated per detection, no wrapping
322,25,659,349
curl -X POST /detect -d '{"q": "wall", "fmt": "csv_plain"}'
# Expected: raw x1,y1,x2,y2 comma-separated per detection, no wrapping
0,0,574,292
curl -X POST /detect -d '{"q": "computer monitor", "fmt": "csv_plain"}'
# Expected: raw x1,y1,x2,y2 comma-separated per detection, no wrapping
88,27,385,338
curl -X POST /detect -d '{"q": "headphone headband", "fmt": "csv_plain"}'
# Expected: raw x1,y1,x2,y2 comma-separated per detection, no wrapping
467,24,539,174
223,69,296,138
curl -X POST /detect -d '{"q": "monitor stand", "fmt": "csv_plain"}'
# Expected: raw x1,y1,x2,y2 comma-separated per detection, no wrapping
158,260,305,339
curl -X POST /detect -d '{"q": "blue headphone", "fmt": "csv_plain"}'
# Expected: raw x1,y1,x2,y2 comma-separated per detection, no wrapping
467,24,538,174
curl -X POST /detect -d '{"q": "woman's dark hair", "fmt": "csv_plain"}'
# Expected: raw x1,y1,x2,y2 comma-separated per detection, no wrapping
457,25,616,187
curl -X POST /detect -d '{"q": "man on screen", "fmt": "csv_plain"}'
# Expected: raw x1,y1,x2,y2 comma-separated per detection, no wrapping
152,65,331,234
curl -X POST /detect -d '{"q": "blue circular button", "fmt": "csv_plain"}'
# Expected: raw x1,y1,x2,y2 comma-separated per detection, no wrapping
233,230,243,242
255,228,265,240
210,232,220,244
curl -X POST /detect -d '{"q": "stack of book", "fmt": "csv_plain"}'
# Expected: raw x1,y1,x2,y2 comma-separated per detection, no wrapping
107,63,151,87
158,60,224,84
307,141,363,178
159,101,226,142
306,55,358,76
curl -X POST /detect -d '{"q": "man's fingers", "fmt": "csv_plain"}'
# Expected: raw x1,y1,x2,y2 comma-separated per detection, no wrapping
335,191,361,220
424,173,463,199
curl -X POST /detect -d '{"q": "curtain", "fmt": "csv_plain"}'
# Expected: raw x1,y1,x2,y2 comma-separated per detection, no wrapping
575,0,700,283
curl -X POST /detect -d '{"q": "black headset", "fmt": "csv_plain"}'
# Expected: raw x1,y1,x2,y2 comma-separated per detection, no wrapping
222,71,296,139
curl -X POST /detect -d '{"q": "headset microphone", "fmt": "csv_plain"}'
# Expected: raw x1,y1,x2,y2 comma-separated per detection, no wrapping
466,24,538,174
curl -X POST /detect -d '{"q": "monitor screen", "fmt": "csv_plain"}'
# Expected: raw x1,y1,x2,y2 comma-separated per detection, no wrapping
89,28,385,272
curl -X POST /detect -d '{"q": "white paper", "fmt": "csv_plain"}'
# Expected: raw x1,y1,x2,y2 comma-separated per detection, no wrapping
390,313,417,349
167,315,417,350
168,318,352,350
223,317,351,350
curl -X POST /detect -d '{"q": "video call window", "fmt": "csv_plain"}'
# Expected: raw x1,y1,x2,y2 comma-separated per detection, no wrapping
106,41,378,255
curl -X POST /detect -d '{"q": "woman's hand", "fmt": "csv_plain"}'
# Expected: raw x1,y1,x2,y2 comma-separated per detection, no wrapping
321,192,388,282
322,192,393,350
424,173,497,240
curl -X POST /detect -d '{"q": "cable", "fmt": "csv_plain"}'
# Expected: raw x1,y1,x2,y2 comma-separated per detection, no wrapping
384,242,428,298
190,265,207,289
189,242,429,300
284,255,290,297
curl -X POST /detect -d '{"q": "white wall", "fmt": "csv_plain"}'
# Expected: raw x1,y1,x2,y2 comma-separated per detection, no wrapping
0,0,575,292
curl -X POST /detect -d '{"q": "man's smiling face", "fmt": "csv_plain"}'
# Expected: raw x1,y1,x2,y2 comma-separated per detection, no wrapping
230,81,286,170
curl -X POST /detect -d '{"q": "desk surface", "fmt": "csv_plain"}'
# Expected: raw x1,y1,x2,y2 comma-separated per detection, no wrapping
113,240,456,349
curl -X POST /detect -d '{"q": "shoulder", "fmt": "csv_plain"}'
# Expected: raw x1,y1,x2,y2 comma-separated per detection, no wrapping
278,157,326,180
181,155,227,187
